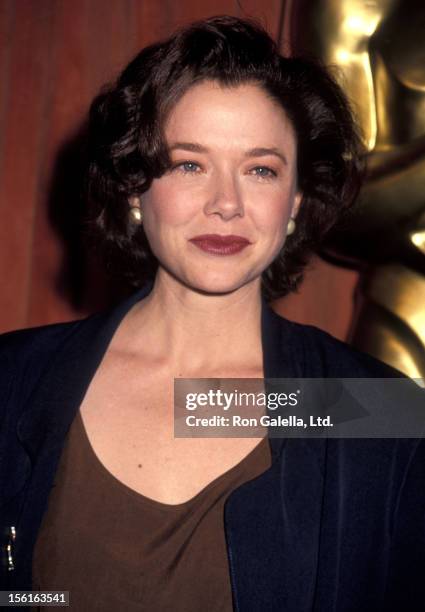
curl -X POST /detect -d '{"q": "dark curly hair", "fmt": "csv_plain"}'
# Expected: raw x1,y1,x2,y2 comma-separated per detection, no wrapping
85,15,364,301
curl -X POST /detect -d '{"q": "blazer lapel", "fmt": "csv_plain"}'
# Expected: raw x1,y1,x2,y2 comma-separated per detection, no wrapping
224,299,327,611
17,283,153,459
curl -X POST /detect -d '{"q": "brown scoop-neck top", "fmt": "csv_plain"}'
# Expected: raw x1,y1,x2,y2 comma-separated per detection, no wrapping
32,410,272,611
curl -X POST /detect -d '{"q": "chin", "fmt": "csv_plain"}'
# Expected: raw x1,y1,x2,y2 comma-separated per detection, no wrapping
182,271,257,297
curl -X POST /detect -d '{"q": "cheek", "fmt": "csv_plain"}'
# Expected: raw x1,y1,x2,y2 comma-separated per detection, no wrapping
254,195,292,240
144,190,174,226
143,185,197,229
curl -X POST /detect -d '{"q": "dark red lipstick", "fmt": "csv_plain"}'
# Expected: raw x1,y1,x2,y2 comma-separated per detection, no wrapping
189,234,252,255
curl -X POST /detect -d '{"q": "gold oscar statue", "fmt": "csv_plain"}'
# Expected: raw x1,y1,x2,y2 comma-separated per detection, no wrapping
285,0,425,378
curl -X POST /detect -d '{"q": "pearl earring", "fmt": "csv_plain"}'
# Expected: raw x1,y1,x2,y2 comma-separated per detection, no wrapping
130,206,142,224
287,218,296,236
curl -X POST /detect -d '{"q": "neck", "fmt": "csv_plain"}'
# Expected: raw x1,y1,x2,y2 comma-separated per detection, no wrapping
120,270,264,376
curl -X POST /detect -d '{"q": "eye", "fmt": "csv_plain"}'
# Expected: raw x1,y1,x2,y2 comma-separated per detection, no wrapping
250,166,278,179
173,161,202,174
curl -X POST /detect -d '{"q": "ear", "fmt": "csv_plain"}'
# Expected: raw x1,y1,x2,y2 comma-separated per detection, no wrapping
292,191,302,219
128,195,141,209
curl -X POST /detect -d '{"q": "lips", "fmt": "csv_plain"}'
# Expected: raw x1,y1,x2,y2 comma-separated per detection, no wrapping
189,234,252,256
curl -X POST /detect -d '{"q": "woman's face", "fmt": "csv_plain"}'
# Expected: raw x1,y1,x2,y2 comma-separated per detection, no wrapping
141,80,301,296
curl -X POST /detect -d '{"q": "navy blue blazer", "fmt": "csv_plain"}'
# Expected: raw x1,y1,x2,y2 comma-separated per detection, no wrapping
1,283,424,611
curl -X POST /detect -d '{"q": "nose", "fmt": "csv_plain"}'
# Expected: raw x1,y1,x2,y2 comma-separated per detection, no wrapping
203,170,244,220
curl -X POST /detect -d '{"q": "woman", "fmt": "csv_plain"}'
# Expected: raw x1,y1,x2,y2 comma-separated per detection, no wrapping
1,15,424,612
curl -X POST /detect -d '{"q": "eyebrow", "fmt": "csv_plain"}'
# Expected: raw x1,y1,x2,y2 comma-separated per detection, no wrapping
168,142,288,165
245,147,288,165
